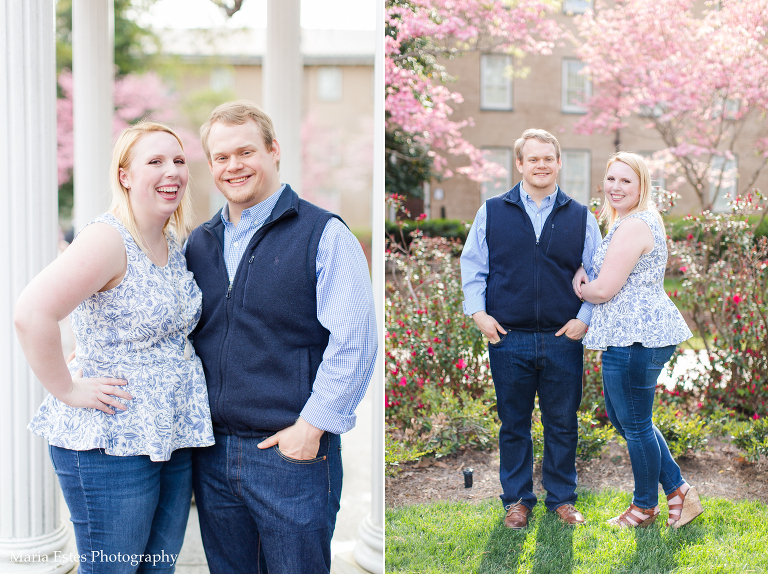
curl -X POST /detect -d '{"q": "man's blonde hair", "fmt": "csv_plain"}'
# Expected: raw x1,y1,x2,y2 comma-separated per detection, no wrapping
200,99,278,168
109,121,195,250
514,129,562,162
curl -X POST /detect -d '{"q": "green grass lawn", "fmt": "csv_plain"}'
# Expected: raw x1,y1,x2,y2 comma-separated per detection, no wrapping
386,490,768,573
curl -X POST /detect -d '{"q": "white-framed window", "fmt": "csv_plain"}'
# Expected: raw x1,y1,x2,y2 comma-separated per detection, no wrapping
710,154,738,212
481,147,512,203
713,94,741,121
560,150,591,204
317,67,343,102
562,59,590,114
480,54,513,111
563,0,592,14
210,67,235,92
639,103,664,117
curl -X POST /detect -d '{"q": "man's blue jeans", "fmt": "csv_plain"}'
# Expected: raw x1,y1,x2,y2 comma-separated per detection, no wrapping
49,446,192,574
192,431,342,574
488,330,584,512
602,343,685,508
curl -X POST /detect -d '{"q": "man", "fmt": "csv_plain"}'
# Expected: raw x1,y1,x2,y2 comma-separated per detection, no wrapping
185,100,377,573
460,129,601,529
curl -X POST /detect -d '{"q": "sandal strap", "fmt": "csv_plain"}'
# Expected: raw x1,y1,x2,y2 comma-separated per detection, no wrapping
617,504,657,526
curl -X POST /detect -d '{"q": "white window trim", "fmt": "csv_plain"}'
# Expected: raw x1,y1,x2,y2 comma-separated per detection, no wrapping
317,67,343,102
710,155,739,212
560,149,591,205
562,59,591,114
480,54,513,111
481,147,513,204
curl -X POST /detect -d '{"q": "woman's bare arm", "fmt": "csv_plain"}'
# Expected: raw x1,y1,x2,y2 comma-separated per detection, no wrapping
14,223,133,414
580,218,653,304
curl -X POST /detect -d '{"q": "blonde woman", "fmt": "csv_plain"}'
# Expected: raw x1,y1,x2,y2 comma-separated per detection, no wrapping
15,121,213,573
573,152,702,529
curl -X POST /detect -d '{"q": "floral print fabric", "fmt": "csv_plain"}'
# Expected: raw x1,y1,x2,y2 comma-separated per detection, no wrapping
28,213,214,461
583,210,692,351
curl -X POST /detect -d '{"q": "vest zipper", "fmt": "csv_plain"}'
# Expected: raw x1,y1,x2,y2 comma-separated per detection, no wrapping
227,282,233,298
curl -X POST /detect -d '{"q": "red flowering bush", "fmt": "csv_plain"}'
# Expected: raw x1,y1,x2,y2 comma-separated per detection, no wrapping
669,192,768,420
385,196,497,459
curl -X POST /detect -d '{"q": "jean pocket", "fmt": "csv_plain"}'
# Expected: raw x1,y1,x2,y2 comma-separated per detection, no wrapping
273,446,326,465
489,333,508,347
650,345,676,368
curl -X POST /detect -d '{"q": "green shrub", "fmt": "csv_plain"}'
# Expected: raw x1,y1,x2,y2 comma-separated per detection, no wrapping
668,192,768,420
386,218,470,248
386,387,501,473
577,409,616,461
653,402,709,458
530,406,614,463
730,417,768,463
581,349,606,421
385,426,427,476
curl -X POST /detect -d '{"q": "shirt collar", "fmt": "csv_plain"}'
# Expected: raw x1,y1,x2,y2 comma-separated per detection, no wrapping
519,182,559,207
220,184,286,226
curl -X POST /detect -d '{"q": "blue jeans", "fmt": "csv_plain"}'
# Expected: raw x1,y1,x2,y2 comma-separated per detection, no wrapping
602,344,685,508
49,446,192,574
192,431,342,574
488,330,584,512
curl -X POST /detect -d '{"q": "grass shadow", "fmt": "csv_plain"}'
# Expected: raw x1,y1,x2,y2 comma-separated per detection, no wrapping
609,507,707,574
531,511,574,574
477,515,528,574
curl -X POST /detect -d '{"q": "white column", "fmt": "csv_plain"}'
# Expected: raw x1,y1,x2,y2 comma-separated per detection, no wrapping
353,0,384,571
72,0,114,232
423,181,431,220
263,0,302,194
0,1,73,572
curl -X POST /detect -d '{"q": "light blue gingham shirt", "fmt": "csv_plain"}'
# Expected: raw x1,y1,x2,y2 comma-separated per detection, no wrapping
217,185,377,434
461,184,603,325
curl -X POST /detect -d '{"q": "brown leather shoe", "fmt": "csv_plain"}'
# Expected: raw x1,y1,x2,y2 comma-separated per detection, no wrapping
555,504,585,526
504,500,531,530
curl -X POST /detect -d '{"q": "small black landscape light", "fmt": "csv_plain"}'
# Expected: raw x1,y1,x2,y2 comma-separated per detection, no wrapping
463,468,474,489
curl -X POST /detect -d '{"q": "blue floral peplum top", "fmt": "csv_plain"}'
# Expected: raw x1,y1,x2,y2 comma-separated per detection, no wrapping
583,209,692,352
28,213,214,461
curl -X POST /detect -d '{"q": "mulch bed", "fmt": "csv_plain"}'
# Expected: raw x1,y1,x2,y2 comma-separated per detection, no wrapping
386,437,768,508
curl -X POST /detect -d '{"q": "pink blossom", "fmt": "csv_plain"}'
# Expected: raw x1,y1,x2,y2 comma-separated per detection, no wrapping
399,377,407,387
427,347,434,356
455,359,467,369
733,294,742,304
754,413,761,420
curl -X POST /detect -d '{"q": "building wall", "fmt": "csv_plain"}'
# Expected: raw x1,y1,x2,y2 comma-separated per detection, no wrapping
427,9,768,223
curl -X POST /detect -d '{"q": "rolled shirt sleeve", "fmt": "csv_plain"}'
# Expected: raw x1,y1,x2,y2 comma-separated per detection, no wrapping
299,218,378,434
576,211,603,326
460,203,490,317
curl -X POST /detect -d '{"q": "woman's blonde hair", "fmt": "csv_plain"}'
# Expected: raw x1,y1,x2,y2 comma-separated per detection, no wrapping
108,121,195,252
600,152,665,233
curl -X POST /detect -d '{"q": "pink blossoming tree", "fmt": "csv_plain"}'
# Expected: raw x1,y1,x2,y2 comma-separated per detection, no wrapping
57,70,204,187
574,0,768,211
386,0,563,183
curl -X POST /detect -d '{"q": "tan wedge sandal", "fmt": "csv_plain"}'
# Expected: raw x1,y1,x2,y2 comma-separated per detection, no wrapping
607,503,660,528
667,483,704,529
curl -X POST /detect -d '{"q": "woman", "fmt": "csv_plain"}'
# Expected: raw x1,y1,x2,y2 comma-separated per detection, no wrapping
15,121,214,572
573,152,702,529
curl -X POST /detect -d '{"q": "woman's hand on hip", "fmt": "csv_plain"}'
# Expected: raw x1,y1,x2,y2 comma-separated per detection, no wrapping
62,369,133,414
